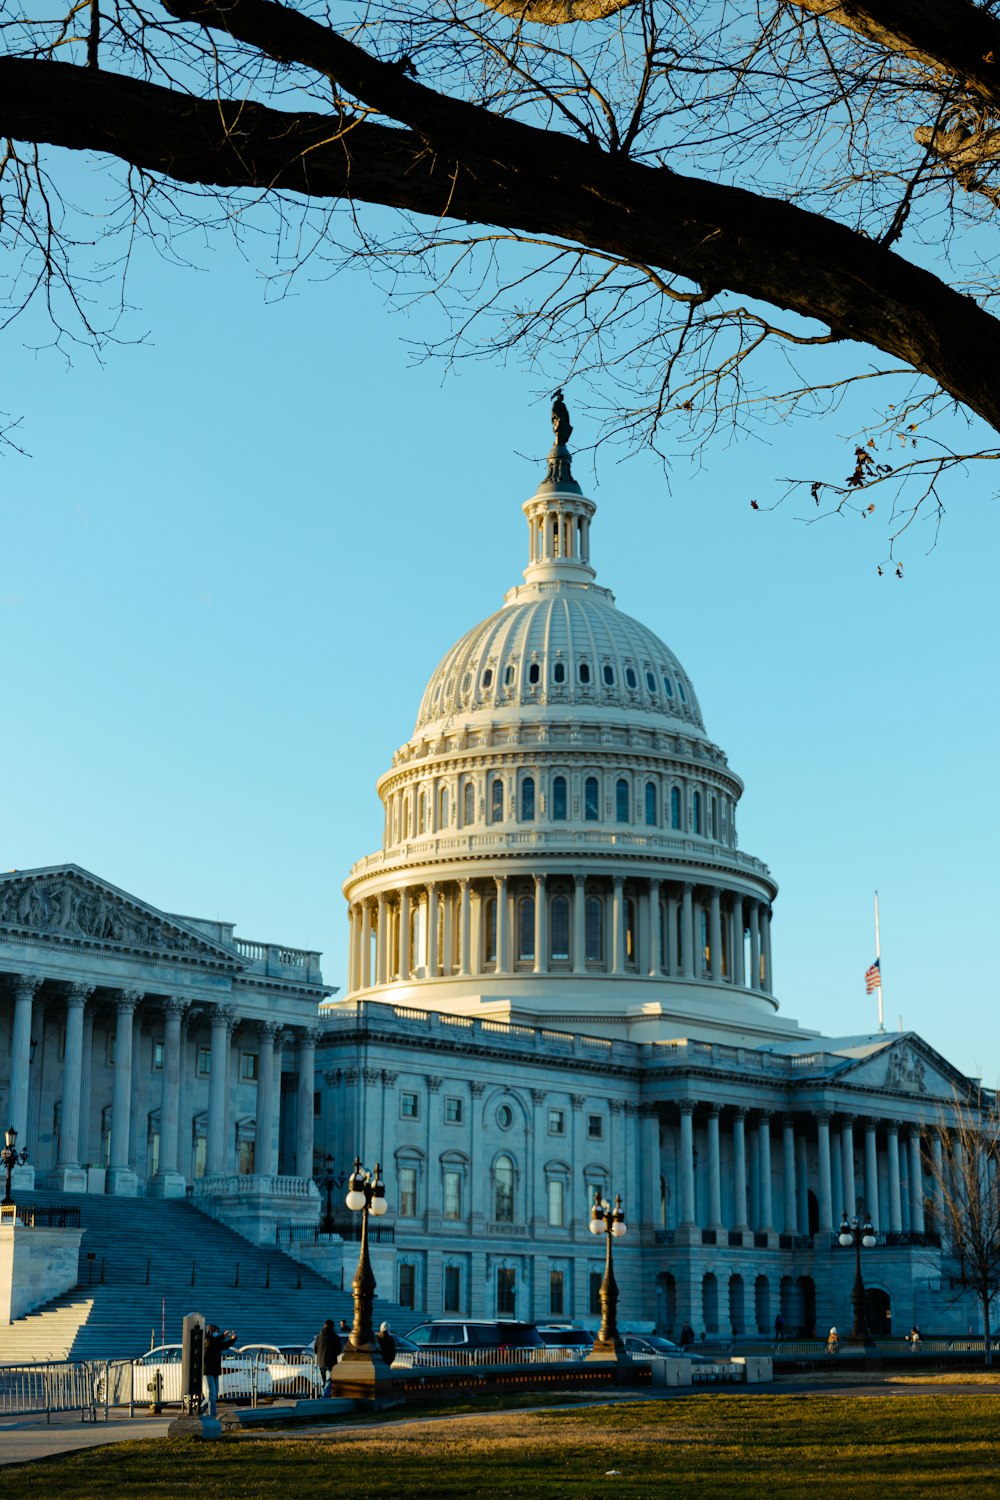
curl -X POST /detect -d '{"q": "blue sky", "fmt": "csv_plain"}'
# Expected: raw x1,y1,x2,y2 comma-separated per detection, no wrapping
3,149,998,1082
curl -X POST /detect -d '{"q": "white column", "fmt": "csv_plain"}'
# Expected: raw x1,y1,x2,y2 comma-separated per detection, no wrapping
572,876,586,975
359,902,372,989
375,894,387,984
495,875,508,973
647,879,661,976
78,1006,95,1164
707,1106,723,1228
816,1112,833,1231
761,905,773,992
795,1132,809,1235
533,874,547,975
108,989,142,1191
681,884,694,978
150,997,186,1196
9,973,41,1141
206,1004,234,1176
611,876,625,976
886,1122,903,1231
459,880,471,977
732,1109,749,1231
426,882,439,977
749,904,761,990
731,895,745,987
782,1117,797,1235
442,886,455,976
931,1131,945,1235
641,1105,660,1228
678,1102,696,1227
665,888,678,975
56,982,92,1174
864,1121,880,1229
709,888,722,981
399,889,411,980
908,1129,926,1232
757,1113,774,1232
295,1029,317,1180
255,1022,280,1177
841,1117,857,1216
347,905,359,991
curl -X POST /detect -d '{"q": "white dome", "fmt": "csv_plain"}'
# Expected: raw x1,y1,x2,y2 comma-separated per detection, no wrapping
414,584,705,737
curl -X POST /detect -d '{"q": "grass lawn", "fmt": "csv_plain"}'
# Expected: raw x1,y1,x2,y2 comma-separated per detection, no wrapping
7,1392,1000,1498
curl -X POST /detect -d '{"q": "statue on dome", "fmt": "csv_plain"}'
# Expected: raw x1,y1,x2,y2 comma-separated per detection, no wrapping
551,388,572,446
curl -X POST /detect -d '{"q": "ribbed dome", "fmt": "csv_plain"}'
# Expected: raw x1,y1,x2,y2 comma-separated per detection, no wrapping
414,584,705,735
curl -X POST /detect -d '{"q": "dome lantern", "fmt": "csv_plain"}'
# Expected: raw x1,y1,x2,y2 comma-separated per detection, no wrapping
520,391,597,588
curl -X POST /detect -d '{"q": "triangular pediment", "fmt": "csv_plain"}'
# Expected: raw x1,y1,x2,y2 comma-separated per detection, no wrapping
0,865,240,966
831,1033,971,1100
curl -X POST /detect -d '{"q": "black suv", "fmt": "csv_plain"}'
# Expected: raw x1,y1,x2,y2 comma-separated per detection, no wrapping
405,1320,544,1350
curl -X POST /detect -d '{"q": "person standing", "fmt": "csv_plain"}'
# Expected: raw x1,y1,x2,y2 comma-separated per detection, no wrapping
203,1325,237,1418
774,1313,785,1341
314,1319,342,1389
377,1321,396,1367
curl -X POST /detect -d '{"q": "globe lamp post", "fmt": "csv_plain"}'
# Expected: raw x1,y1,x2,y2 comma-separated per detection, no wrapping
585,1190,630,1362
335,1157,392,1390
2,1126,29,1208
838,1210,877,1342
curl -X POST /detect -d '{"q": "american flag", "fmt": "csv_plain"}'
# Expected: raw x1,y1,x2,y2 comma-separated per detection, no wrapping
865,959,881,994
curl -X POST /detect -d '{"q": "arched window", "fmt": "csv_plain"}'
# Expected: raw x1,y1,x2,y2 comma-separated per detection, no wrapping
483,898,497,964
645,670,656,693
701,907,710,972
418,790,427,834
494,1155,515,1223
585,897,603,962
625,666,637,689
678,680,688,703
711,795,718,839
644,782,657,826
550,896,570,962
692,791,702,835
616,779,630,822
491,779,504,824
584,777,600,821
670,787,681,830
520,776,535,822
579,662,591,684
404,796,412,838
528,662,540,685
553,661,566,684
439,785,449,829
504,664,515,686
463,781,475,827
662,674,674,699
482,667,493,689
625,898,637,963
552,776,568,821
603,664,615,686
518,896,535,962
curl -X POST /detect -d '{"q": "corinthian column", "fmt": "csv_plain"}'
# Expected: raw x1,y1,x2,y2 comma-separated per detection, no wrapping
150,998,187,1197
206,1004,235,1176
255,1022,280,1178
295,1028,318,1180
50,982,93,1191
107,989,143,1195
9,973,41,1144
678,1101,697,1228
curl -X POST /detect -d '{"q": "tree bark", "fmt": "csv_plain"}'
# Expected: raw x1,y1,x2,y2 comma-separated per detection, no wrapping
4,52,1000,434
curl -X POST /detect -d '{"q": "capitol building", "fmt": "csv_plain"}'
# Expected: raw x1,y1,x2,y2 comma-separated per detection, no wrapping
0,402,982,1341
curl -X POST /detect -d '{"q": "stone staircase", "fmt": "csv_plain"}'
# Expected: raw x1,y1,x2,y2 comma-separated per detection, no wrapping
0,1192,411,1364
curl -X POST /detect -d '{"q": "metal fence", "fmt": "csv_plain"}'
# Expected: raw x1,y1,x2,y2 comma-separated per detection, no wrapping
688,1336,991,1360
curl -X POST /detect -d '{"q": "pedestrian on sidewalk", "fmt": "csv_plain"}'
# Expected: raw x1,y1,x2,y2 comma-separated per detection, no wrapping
203,1325,237,1418
314,1319,342,1391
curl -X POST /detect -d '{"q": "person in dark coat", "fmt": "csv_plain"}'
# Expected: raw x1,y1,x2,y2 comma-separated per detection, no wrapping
679,1322,695,1347
314,1319,342,1383
203,1325,237,1417
377,1321,396,1367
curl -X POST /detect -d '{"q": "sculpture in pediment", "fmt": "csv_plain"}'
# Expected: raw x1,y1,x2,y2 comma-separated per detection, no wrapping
886,1045,928,1094
0,873,207,955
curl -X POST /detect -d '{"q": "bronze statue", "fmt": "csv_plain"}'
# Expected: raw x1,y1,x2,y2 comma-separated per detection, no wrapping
551,388,572,446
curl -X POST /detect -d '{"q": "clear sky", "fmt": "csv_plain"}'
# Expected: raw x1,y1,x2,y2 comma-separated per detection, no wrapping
3,148,998,1083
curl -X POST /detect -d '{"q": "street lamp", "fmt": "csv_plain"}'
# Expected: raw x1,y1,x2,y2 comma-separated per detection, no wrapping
2,1126,29,1207
338,1158,389,1377
585,1189,629,1362
317,1154,347,1237
838,1209,877,1341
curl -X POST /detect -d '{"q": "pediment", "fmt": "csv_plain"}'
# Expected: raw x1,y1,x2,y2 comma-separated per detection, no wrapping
0,865,239,965
834,1035,969,1100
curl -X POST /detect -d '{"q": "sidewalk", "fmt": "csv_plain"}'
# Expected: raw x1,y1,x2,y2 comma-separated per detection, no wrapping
0,1410,173,1467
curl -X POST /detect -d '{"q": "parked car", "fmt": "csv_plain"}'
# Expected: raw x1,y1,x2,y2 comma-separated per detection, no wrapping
385,1332,422,1369
237,1344,321,1395
623,1333,714,1364
131,1343,256,1404
405,1320,545,1355
534,1325,594,1360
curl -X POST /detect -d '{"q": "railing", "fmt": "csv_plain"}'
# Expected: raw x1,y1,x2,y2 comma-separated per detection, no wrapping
3,1203,82,1229
0,1359,119,1421
192,1174,317,1201
276,1220,395,1245
687,1336,992,1361
874,1230,942,1248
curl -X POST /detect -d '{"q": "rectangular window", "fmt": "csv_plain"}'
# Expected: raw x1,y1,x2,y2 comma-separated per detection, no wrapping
152,1041,164,1072
445,1096,463,1124
547,1179,565,1228
401,1092,419,1119
548,1108,565,1136
197,1047,211,1077
240,1052,258,1082
399,1166,418,1217
549,1269,565,1318
443,1170,462,1220
443,1265,461,1314
589,1271,603,1318
399,1264,416,1309
588,1114,604,1140
497,1267,516,1317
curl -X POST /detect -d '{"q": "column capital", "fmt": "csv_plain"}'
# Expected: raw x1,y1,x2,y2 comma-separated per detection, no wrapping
209,1001,237,1035
782,1115,797,1131
66,981,95,1007
296,1025,320,1049
887,1118,902,1132
425,1074,443,1093
678,1099,695,1116
116,988,144,1014
839,1113,856,1128
531,1088,546,1105
612,873,624,890
570,1093,586,1111
257,1020,282,1044
756,1109,773,1125
707,1103,721,1120
732,1105,749,1121
163,996,188,1021
574,873,585,888
639,1102,660,1119
15,972,43,998
815,1110,832,1126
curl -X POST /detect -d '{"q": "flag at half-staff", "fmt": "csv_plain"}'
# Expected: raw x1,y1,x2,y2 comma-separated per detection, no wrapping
864,959,881,994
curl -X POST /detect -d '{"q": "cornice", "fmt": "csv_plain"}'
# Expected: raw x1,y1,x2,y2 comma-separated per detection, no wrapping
318,1020,641,1081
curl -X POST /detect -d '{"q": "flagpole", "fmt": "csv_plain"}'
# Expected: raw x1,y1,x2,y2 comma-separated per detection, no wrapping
874,890,884,1032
